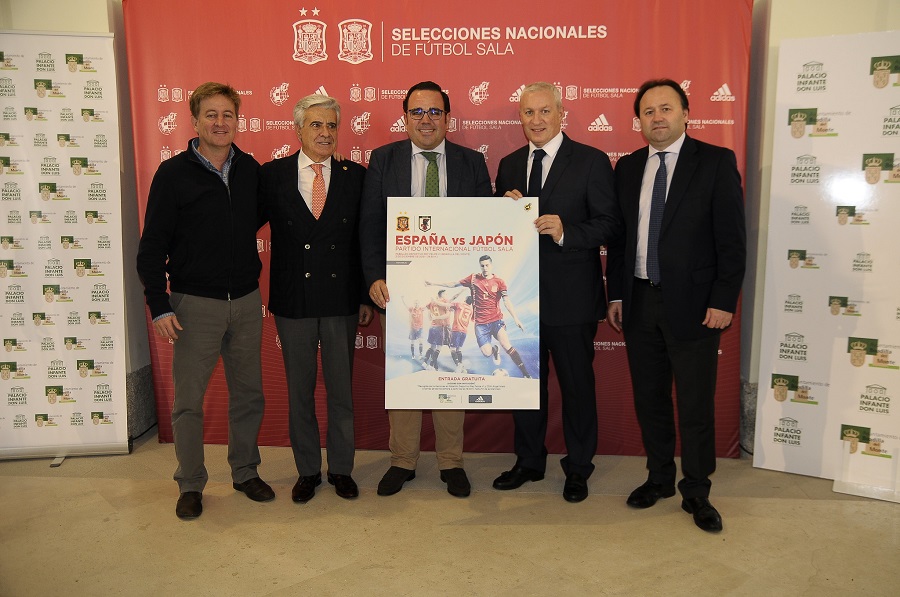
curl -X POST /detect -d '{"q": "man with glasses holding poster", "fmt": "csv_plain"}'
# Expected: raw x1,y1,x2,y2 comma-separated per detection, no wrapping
360,80,492,499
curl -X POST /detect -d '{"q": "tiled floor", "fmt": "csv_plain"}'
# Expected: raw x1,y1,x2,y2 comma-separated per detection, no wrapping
1,429,897,596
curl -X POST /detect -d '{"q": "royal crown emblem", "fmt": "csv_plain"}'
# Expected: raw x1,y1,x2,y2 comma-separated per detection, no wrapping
338,20,372,65
293,20,327,65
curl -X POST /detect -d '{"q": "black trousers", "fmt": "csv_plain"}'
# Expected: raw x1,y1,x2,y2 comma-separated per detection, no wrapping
624,279,720,499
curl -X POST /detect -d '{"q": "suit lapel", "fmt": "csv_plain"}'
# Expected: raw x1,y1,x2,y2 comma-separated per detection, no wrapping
389,141,412,198
661,136,698,234
320,158,345,220
278,153,313,223
625,147,649,227
445,142,463,196
510,147,528,194
540,134,572,206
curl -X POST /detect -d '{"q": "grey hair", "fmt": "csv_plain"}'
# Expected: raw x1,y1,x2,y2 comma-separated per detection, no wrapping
521,82,562,110
293,94,341,128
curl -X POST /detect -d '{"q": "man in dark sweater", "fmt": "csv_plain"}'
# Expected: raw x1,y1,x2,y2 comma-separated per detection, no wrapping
137,82,274,520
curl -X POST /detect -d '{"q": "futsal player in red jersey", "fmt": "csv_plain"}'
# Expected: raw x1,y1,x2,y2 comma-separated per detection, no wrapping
402,296,425,360
428,255,531,378
448,295,474,372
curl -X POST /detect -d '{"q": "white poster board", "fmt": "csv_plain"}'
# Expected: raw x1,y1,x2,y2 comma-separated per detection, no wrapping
0,31,128,458
753,31,900,502
385,196,539,409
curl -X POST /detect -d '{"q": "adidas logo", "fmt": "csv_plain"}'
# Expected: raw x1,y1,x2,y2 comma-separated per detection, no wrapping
588,114,613,132
389,116,406,133
315,85,329,97
508,85,525,103
710,83,735,102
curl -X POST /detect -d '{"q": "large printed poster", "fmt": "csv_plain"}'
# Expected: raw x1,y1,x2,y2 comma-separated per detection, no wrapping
385,196,539,409
0,31,128,458
124,0,752,456
753,31,900,502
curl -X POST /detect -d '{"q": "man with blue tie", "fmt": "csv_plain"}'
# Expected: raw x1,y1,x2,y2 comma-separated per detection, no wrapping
493,82,621,503
606,79,746,532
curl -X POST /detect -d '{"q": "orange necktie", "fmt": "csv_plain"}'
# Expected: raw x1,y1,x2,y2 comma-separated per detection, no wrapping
310,163,326,219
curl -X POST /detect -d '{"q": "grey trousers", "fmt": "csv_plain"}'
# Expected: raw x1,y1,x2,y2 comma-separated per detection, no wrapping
275,313,358,477
171,290,264,492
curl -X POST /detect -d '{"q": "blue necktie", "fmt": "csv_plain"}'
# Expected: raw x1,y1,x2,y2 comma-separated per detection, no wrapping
527,148,546,196
646,151,667,285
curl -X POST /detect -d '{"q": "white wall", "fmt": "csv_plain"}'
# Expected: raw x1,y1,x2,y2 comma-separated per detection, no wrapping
743,0,900,384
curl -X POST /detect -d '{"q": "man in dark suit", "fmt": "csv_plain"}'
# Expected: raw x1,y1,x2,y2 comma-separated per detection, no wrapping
360,81,492,498
259,94,373,504
606,79,746,532
493,81,621,503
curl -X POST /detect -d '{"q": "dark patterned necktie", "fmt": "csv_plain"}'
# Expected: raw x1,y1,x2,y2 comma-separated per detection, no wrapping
646,151,667,285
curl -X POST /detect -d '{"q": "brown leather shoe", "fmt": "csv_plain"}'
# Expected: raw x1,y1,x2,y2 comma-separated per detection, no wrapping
176,491,202,519
327,473,359,499
292,472,322,503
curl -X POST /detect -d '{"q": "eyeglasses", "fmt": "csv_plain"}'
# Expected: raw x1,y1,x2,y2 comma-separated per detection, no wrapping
407,107,445,120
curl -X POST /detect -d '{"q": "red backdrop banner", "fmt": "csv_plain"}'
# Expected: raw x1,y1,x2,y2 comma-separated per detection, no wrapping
124,0,752,457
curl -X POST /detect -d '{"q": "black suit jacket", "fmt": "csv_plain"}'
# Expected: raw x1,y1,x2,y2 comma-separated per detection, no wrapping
606,135,746,340
495,134,620,326
359,139,493,288
259,151,368,318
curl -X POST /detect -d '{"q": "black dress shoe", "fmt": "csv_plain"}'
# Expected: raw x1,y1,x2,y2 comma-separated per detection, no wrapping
439,467,471,498
292,472,322,503
563,473,589,503
492,465,544,490
176,491,202,519
681,497,723,532
327,473,359,499
233,477,275,502
377,466,415,496
626,480,676,509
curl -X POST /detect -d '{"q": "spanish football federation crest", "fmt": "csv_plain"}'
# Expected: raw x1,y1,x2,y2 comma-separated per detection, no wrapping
338,20,373,64
396,214,409,232
293,20,327,65
270,83,290,106
469,82,490,105
158,112,176,135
